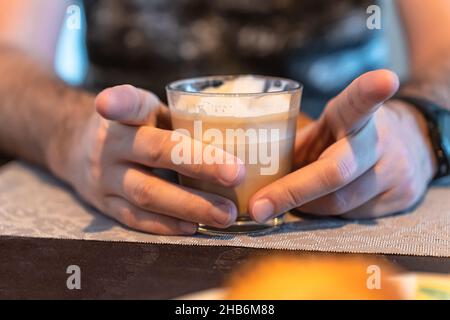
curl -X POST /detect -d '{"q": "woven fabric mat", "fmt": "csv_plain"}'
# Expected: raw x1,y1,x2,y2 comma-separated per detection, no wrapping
0,162,449,257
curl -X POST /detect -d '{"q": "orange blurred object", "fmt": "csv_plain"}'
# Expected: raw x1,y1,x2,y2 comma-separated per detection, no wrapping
226,255,404,300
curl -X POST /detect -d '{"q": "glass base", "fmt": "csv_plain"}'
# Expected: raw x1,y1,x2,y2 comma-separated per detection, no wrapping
198,215,284,236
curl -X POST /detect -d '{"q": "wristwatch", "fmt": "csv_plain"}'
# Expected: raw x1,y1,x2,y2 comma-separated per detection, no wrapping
394,95,450,181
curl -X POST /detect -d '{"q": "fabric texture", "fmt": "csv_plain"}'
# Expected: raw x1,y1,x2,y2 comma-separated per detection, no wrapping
0,162,448,257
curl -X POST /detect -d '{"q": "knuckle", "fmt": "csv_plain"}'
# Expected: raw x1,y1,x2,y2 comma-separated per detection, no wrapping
132,181,156,208
145,128,168,164
284,187,304,208
147,145,164,165
203,202,221,225
151,225,176,236
138,90,161,122
323,159,356,188
85,127,110,182
401,184,420,209
121,85,142,119
346,89,360,113
326,192,350,215
107,122,131,144
86,155,102,183
190,196,218,224
95,120,109,144
118,207,137,228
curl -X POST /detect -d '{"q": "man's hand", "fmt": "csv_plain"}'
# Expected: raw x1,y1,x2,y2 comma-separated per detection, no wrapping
249,70,437,221
58,85,245,235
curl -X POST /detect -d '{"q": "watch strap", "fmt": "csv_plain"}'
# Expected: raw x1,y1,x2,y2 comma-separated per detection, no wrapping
393,95,450,180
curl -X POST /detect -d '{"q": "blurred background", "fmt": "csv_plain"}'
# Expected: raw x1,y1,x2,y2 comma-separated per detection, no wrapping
56,0,408,117
55,0,88,85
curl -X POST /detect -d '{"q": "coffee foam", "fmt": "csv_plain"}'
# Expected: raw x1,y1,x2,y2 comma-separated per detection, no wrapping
174,76,292,118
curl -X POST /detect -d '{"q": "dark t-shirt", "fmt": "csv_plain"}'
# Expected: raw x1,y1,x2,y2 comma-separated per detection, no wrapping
83,0,386,117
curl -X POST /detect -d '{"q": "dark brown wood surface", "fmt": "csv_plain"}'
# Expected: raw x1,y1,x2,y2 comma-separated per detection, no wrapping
0,160,448,300
0,236,448,300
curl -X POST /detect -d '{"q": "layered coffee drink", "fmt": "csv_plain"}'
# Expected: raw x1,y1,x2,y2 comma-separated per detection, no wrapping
167,76,302,233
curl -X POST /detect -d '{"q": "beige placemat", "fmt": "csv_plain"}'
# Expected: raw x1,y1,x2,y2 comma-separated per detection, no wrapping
0,162,449,257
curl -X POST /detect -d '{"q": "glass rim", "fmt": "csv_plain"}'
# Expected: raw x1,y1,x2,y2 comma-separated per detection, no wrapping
166,74,303,97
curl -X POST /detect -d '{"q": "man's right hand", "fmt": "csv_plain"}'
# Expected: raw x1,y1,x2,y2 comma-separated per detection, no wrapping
58,85,244,235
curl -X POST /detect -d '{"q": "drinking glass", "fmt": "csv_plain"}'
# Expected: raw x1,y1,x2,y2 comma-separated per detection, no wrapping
166,75,302,234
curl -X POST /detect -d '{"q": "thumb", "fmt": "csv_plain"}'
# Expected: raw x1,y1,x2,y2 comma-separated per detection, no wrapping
95,85,164,126
323,69,399,139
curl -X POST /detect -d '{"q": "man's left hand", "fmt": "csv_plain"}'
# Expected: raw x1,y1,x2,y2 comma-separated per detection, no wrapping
249,70,437,221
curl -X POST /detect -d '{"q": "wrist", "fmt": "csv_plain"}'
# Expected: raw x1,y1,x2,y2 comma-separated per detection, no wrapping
45,93,96,184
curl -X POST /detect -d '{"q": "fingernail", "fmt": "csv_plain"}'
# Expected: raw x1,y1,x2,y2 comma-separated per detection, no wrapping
210,202,235,226
179,221,198,235
218,159,243,185
252,199,275,223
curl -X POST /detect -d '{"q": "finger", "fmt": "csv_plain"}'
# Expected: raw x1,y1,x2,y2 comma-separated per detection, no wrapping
105,166,238,229
109,125,245,187
298,163,391,216
324,69,399,139
249,121,381,223
103,196,198,235
95,84,165,126
341,181,426,220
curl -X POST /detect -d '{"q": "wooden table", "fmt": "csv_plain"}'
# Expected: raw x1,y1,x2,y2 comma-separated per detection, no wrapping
0,159,448,299
0,237,448,299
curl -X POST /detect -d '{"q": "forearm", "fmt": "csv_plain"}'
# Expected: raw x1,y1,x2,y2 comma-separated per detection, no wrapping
0,46,95,177
396,0,450,109
400,55,450,111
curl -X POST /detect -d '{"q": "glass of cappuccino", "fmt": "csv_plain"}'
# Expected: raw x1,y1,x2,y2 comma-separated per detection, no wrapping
167,75,302,234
